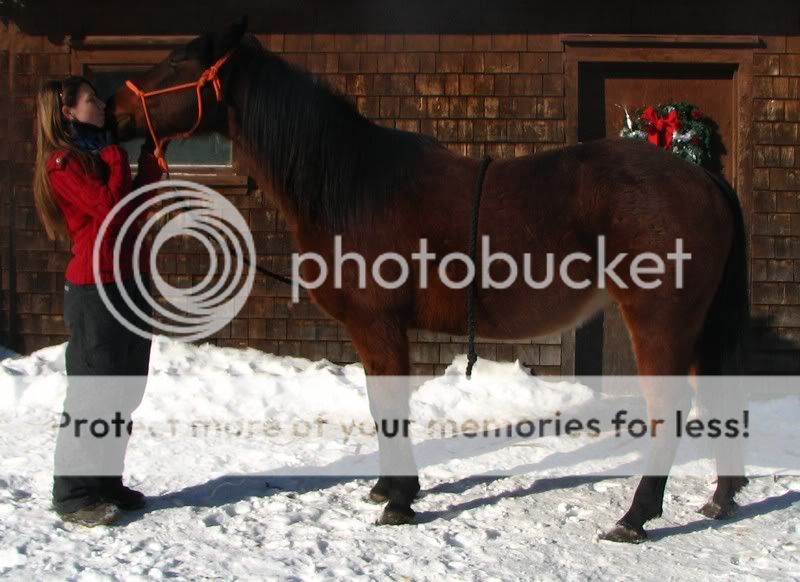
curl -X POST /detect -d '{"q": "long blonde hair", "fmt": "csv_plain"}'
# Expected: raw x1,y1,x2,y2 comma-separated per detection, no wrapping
33,76,105,240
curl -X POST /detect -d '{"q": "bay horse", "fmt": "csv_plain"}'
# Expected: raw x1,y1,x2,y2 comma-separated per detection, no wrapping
107,18,750,543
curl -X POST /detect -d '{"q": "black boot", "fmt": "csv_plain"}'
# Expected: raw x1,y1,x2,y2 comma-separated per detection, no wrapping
98,477,146,510
53,476,122,526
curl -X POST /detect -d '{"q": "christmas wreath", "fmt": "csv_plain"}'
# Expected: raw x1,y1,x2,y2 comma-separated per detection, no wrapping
619,102,713,165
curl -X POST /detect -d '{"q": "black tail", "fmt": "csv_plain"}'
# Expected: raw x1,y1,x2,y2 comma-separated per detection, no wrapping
696,170,750,375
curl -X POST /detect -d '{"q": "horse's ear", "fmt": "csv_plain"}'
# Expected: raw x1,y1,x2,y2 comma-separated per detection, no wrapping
213,15,248,60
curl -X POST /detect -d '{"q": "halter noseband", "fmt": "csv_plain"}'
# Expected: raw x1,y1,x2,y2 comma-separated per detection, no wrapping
124,47,237,173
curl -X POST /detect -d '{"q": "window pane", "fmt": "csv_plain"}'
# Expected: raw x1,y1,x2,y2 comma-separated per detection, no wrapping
91,69,232,166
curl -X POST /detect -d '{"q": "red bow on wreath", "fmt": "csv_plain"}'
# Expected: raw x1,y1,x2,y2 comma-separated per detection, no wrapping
641,107,681,148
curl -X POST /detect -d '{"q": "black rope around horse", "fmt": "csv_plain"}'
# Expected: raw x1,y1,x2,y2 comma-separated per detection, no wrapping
178,157,493,366
466,156,492,380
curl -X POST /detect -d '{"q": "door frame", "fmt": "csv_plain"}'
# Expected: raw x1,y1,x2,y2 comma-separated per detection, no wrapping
559,39,756,377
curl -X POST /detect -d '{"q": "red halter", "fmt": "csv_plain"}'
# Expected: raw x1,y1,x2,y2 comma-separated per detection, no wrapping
124,48,236,173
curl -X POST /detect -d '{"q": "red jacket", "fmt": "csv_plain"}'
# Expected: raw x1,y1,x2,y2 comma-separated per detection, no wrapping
47,145,163,284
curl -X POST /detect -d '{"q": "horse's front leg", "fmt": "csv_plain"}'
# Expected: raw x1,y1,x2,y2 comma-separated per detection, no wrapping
347,319,420,525
365,375,420,525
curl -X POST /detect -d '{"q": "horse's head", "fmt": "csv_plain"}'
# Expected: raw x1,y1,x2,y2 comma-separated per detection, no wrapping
106,16,248,149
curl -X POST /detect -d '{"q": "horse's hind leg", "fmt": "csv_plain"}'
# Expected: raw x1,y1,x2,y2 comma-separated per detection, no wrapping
601,312,698,543
347,319,420,525
602,381,693,543
694,376,749,519
700,474,748,519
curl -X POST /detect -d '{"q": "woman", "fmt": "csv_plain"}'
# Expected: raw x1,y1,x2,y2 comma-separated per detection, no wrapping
33,75,164,526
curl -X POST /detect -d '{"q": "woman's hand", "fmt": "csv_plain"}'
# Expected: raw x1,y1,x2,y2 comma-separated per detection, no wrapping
141,134,156,155
140,135,170,157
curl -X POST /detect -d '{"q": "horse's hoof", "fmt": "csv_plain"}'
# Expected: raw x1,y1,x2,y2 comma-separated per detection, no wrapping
599,523,648,544
376,503,416,526
698,501,737,520
367,478,421,505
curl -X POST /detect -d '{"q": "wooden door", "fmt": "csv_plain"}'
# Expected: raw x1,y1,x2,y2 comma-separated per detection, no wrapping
575,61,736,376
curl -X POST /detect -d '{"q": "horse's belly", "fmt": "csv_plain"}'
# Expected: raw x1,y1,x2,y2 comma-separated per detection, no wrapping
416,283,609,340
478,285,610,339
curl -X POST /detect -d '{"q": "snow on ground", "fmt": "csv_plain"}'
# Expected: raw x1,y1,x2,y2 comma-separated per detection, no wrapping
0,336,798,580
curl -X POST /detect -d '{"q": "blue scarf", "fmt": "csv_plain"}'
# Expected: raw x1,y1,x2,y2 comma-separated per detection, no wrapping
69,120,109,155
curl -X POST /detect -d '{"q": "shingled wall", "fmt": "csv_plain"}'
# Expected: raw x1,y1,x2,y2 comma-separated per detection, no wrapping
1,19,798,373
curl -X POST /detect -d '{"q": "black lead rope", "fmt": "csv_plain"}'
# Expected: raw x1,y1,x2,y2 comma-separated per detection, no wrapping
218,239,294,286
240,255,295,286
466,155,492,380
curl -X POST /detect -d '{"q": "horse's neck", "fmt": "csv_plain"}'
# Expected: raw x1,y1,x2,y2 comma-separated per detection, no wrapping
225,123,308,240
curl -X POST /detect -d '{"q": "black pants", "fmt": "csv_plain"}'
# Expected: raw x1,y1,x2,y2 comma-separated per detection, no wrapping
52,277,153,513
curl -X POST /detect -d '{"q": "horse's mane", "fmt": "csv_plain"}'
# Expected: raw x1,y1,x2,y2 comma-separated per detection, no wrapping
233,40,438,229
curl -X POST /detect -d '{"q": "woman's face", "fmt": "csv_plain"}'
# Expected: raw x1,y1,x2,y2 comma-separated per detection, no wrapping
62,83,106,128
